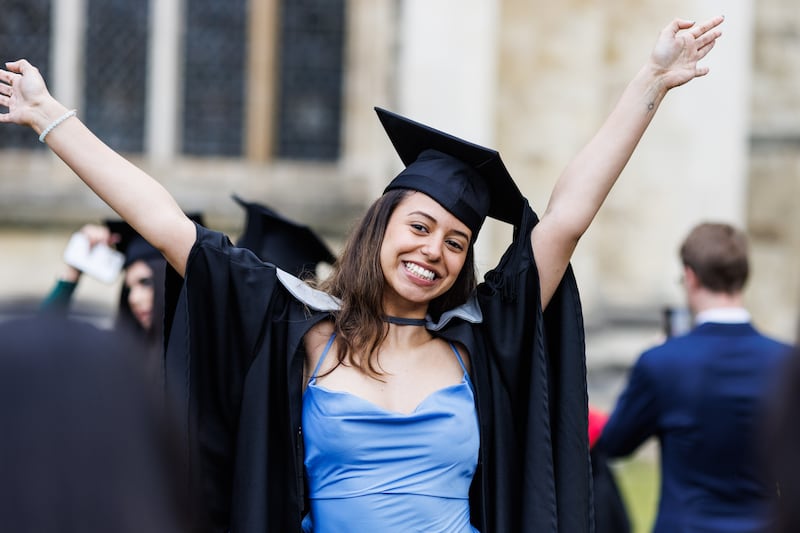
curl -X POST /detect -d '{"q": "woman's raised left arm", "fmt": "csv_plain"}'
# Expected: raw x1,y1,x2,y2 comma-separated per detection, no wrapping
532,16,724,309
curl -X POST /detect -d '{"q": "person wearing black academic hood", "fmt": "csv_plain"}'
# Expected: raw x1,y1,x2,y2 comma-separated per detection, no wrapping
42,222,164,333
42,218,199,381
231,194,335,280
2,14,724,532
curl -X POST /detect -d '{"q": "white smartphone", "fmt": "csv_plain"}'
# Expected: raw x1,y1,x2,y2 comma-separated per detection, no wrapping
63,232,125,284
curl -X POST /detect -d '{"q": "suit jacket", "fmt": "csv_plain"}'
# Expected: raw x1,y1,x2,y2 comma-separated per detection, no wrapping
597,321,790,533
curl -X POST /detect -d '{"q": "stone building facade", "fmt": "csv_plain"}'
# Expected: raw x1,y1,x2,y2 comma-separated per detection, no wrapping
1,0,797,354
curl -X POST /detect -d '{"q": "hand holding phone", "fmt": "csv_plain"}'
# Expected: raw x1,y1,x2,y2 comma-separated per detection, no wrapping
63,232,125,283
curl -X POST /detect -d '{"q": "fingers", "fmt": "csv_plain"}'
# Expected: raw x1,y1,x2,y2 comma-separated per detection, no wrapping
4,59,32,74
695,29,722,50
0,68,17,86
80,224,113,247
696,37,718,61
669,18,696,35
1,59,36,85
690,15,725,38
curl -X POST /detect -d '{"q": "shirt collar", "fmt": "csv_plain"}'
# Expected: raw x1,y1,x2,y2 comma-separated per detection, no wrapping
275,268,484,328
694,307,751,325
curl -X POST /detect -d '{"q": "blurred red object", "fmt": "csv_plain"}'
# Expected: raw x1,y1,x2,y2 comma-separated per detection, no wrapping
588,406,609,449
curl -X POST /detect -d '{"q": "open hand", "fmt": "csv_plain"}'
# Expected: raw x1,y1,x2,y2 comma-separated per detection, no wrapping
79,224,118,249
650,16,724,89
0,59,53,128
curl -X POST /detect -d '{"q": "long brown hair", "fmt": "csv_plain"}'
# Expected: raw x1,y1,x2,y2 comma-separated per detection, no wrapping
316,189,478,377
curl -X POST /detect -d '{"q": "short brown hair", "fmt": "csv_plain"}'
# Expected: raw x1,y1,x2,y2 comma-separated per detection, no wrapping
680,222,749,294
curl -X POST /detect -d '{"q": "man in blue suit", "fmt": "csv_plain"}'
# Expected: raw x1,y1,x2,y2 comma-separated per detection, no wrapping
596,222,791,532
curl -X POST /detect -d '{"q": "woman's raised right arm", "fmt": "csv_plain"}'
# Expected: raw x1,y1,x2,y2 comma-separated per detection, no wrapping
0,59,195,276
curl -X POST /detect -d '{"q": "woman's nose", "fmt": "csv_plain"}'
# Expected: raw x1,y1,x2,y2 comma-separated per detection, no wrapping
421,239,442,261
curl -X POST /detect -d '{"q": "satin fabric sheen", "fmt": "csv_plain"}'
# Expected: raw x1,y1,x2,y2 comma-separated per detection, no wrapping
302,338,480,532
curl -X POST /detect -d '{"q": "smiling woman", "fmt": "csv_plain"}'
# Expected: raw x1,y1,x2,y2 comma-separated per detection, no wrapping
0,14,725,533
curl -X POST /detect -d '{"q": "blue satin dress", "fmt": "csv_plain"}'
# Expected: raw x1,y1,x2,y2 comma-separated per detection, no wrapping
302,335,480,532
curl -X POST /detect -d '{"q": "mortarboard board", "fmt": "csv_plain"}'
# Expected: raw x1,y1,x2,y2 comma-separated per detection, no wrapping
377,107,525,237
104,220,160,269
106,213,204,269
232,195,335,280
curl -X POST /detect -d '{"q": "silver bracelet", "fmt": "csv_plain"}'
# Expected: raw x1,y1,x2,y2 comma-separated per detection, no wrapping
38,109,77,143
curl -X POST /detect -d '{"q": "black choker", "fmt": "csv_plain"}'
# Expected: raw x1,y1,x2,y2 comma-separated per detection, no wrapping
382,315,427,327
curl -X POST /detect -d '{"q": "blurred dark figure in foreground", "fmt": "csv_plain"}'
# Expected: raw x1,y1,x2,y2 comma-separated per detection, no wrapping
0,312,193,532
765,342,800,533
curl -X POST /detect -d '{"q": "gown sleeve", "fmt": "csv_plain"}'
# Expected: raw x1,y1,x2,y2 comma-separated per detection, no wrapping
474,199,592,532
164,223,287,529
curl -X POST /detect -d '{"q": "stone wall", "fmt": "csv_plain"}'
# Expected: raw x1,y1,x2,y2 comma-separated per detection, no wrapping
1,0,798,345
746,0,800,340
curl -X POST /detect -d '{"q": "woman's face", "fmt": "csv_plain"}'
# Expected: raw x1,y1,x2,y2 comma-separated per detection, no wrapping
125,260,155,331
379,192,471,315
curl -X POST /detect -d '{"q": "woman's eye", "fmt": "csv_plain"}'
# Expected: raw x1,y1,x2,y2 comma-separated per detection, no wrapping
139,277,155,288
446,240,464,251
410,223,428,233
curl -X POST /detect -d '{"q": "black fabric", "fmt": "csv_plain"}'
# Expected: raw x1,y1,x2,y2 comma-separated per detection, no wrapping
439,200,592,531
378,107,524,230
107,214,204,268
164,213,592,532
105,219,161,268
591,450,631,533
385,149,489,237
232,194,335,280
164,226,322,531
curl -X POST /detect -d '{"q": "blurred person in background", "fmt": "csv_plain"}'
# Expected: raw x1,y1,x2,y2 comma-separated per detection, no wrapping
0,312,194,532
596,222,792,532
41,221,168,380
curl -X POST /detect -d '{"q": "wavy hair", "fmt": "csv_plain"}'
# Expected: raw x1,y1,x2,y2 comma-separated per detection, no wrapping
316,189,478,377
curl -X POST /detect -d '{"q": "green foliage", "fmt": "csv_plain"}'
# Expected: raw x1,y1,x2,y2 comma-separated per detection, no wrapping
612,455,659,533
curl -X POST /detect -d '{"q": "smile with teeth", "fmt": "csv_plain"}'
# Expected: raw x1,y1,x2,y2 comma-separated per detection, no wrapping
404,261,436,281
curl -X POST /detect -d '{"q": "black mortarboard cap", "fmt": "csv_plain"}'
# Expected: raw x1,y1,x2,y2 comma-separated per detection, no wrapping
233,195,335,279
106,213,204,269
104,220,160,269
377,107,524,237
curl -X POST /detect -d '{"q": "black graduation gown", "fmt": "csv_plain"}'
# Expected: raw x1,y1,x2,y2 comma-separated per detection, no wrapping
164,201,591,532
591,449,631,533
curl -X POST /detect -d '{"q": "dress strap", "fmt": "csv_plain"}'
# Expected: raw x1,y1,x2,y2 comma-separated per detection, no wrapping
448,342,468,375
311,333,337,379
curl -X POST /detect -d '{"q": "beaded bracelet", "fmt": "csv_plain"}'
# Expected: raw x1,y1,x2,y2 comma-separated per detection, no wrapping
38,109,77,143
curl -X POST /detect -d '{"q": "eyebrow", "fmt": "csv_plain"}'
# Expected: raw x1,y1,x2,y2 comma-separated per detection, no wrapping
407,210,471,242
